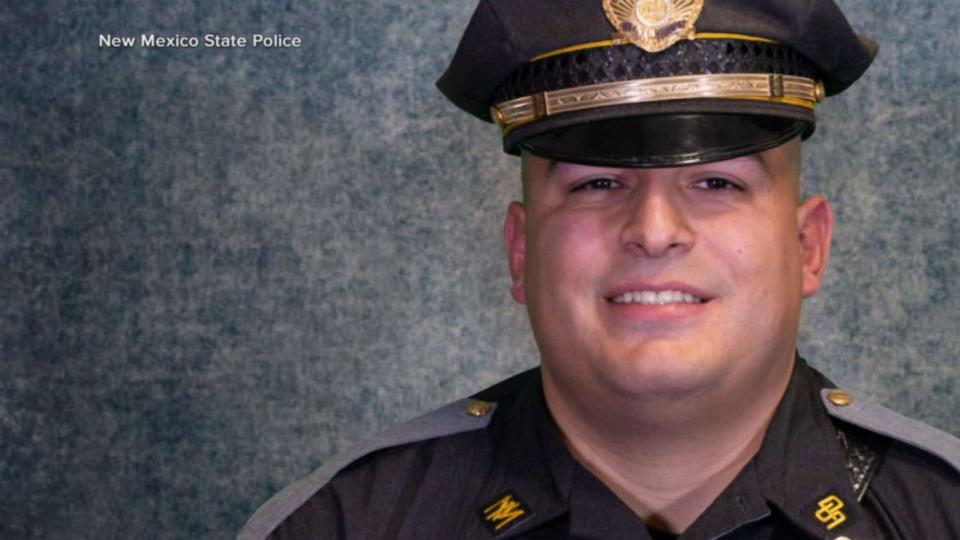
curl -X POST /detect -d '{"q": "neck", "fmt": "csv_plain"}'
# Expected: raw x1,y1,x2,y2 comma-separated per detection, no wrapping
541,355,795,534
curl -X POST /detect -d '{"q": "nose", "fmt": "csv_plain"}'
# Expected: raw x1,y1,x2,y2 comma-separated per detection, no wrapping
620,184,694,258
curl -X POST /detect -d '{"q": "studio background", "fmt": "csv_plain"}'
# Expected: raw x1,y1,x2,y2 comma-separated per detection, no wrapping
3,1,957,538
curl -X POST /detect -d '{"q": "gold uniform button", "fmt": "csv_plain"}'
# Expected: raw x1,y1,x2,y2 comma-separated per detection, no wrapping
814,80,827,103
467,400,494,417
828,390,854,406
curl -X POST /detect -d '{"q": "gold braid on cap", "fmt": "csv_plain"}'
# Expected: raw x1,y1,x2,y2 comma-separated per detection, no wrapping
490,73,826,133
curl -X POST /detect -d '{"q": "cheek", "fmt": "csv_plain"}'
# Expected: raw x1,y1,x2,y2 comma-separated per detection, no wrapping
705,214,798,291
528,212,614,293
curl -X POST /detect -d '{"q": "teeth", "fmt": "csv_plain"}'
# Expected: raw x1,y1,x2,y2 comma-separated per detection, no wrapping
611,290,703,305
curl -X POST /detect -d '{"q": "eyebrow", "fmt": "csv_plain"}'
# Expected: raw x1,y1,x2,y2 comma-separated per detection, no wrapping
546,159,560,177
541,159,567,184
545,153,773,179
738,153,774,178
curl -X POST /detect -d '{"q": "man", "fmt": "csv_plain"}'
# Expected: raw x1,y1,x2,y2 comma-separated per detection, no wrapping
241,0,960,538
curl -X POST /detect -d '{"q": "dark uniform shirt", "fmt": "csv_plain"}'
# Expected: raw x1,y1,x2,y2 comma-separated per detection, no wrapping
246,358,960,539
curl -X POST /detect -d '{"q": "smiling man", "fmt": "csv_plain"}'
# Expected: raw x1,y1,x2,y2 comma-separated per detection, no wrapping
240,1,960,539
506,143,829,534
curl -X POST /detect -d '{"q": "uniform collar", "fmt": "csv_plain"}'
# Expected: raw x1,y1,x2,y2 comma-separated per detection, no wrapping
468,369,569,538
471,357,873,539
484,374,675,539
748,355,873,538
476,370,769,540
685,355,873,539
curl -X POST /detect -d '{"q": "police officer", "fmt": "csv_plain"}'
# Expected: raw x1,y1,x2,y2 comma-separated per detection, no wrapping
240,1,960,538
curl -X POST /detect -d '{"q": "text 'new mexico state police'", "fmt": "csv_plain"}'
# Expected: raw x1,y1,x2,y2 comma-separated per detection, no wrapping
98,34,302,48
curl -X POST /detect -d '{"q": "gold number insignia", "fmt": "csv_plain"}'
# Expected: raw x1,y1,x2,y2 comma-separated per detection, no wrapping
815,494,848,531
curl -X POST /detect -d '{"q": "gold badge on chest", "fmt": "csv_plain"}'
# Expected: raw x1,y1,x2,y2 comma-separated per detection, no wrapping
602,0,704,52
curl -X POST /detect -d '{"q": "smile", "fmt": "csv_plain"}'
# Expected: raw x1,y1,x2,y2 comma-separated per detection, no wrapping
609,290,704,305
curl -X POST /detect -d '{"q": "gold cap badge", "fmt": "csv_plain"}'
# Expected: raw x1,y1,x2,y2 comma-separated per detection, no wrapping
602,0,704,53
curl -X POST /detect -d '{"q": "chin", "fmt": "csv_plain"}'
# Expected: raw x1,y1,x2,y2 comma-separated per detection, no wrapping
596,346,723,399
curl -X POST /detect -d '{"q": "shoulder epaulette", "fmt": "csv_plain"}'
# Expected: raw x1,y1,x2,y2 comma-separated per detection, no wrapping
821,389,960,475
237,397,498,540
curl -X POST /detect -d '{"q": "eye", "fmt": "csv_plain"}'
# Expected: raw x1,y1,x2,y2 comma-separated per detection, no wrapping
571,177,621,192
692,177,743,191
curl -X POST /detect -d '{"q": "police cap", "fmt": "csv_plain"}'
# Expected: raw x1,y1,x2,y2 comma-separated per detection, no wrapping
437,0,878,167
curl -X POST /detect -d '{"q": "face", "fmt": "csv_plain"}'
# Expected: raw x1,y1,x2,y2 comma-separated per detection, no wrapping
504,140,834,406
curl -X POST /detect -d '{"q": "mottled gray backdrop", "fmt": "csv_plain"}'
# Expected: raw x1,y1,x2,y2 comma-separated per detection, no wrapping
3,0,958,538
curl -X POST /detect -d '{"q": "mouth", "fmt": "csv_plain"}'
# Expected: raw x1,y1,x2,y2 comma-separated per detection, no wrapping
609,289,704,305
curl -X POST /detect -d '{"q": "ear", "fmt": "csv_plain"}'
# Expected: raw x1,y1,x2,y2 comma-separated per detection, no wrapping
503,201,527,304
796,195,834,297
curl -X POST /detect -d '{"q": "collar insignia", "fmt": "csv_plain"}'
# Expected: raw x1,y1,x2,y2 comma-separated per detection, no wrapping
814,493,848,531
479,491,531,536
602,0,704,53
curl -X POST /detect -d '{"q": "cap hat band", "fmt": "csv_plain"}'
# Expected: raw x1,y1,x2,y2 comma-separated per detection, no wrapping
491,73,825,133
529,33,779,62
